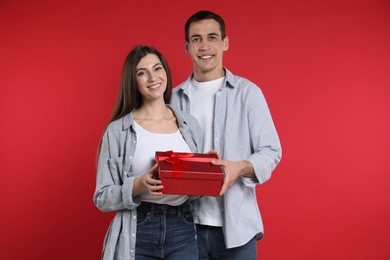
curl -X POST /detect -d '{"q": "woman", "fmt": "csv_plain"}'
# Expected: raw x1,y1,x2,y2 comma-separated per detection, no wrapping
94,45,202,260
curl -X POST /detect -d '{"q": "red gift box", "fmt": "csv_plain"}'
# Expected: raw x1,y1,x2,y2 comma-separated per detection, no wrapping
155,151,224,196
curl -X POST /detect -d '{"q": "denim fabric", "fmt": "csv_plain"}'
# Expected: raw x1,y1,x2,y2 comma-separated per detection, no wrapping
196,225,257,260
135,202,198,259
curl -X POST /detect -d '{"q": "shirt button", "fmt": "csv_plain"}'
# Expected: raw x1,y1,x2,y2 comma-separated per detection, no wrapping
129,156,133,159
133,216,136,219
131,233,135,237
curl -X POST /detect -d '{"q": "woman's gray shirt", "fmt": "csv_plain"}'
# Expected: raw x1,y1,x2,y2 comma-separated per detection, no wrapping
93,106,203,260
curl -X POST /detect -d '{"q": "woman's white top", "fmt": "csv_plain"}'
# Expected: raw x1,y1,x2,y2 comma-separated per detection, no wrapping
132,121,192,206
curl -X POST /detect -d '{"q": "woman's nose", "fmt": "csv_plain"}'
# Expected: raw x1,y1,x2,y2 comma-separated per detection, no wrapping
148,71,157,81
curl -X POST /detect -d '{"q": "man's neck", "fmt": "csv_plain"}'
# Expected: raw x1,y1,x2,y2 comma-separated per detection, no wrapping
193,68,225,82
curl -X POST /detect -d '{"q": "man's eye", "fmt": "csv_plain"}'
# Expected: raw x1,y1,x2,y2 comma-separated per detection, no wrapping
192,38,200,42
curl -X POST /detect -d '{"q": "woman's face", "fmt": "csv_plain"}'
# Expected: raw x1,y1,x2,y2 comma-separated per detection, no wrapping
135,54,167,102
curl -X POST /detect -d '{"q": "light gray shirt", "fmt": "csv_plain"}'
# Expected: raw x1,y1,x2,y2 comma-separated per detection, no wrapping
171,68,282,248
93,106,203,260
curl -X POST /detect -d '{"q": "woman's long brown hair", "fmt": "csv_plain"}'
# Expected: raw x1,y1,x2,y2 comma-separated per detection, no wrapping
96,45,173,164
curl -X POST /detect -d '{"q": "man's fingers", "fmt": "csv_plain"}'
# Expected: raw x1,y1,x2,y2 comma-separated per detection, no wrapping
220,181,228,196
211,159,225,166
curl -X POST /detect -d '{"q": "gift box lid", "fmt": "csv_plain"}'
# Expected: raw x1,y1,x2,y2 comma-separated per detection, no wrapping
155,151,223,180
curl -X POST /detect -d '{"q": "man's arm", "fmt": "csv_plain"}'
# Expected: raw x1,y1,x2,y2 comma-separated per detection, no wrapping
211,159,254,195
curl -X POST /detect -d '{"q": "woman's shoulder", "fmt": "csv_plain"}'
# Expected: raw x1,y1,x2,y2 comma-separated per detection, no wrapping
106,113,134,133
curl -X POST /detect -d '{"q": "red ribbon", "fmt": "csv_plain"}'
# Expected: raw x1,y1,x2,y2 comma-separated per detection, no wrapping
157,151,215,178
158,151,195,165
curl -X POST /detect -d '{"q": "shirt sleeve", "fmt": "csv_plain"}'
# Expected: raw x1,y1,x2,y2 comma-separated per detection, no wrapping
245,86,282,185
93,126,141,212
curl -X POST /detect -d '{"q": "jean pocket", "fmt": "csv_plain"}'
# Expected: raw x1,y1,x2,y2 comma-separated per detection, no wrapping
136,210,150,225
181,210,195,225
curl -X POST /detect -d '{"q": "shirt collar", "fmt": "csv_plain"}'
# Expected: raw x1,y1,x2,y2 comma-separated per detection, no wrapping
223,68,237,89
122,112,135,131
180,67,236,93
121,105,186,130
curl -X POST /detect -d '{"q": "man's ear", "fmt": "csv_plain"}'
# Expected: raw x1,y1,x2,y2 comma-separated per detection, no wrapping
223,36,229,51
184,41,189,54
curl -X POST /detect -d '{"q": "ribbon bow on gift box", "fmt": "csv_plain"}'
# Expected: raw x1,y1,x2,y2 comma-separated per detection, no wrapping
157,151,216,178
158,150,194,165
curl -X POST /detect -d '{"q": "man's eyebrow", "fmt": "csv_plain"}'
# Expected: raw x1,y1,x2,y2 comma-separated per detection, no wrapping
190,34,201,39
190,32,220,39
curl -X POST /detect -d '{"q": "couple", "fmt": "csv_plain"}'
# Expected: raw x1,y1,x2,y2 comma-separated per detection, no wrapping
94,10,282,260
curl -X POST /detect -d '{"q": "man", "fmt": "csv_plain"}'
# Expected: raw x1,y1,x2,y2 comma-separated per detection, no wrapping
171,10,282,259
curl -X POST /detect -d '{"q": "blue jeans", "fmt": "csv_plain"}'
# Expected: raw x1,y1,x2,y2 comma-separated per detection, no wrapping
196,225,257,260
135,201,198,259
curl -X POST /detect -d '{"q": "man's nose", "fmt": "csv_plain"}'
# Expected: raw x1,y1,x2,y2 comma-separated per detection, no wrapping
199,41,210,51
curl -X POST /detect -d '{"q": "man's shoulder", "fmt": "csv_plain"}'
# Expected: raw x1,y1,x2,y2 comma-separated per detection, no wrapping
173,80,188,94
172,85,182,95
173,74,192,91
225,69,259,90
228,74,262,96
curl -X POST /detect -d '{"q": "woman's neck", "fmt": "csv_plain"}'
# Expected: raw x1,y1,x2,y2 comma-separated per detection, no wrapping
132,100,178,134
133,100,173,121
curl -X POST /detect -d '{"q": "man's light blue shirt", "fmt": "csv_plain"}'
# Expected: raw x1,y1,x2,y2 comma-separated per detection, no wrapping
171,68,282,248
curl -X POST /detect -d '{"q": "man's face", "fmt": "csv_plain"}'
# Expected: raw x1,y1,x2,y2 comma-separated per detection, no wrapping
185,19,229,81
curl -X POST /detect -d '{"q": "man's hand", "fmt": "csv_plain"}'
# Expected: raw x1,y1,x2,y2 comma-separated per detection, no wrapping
211,159,254,195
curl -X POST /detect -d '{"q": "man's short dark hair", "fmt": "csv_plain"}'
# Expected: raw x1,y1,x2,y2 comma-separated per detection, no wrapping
185,10,226,42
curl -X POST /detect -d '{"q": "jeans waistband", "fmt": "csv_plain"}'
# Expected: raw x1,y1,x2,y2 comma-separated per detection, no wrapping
137,201,191,217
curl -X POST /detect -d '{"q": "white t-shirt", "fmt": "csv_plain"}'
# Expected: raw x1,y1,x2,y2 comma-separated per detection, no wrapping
132,121,191,206
189,77,225,226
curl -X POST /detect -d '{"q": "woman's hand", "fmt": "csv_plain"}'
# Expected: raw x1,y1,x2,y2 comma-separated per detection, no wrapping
132,164,164,197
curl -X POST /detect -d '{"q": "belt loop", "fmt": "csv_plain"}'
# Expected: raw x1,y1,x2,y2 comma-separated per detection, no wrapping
150,203,156,216
177,206,182,217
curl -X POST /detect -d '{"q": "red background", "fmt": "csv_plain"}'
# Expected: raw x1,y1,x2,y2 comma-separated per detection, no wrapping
1,0,389,259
